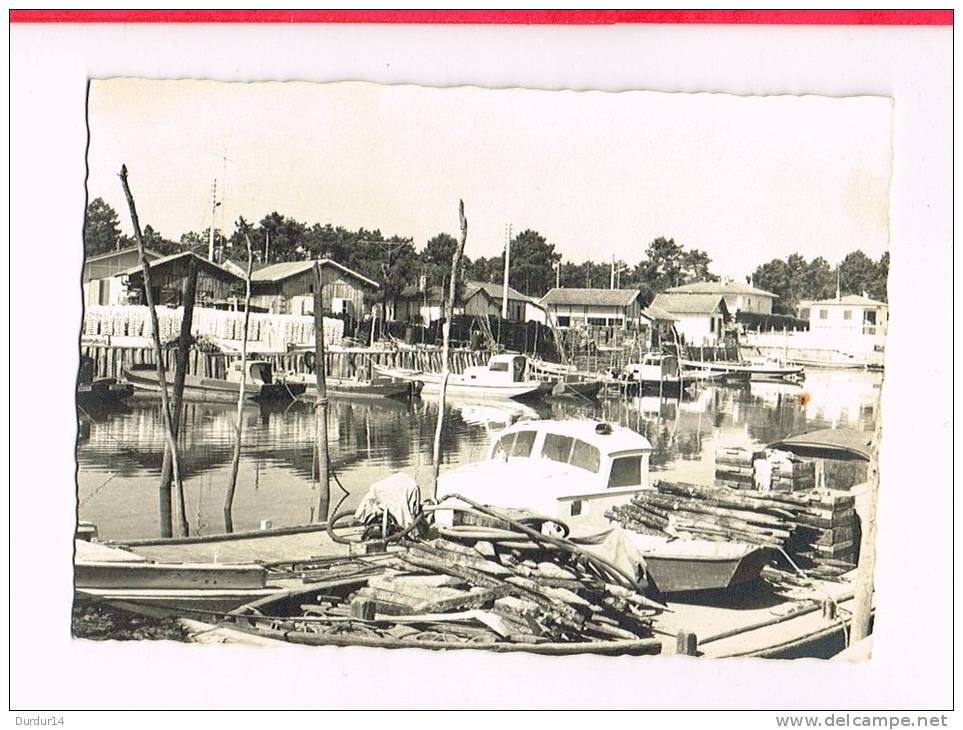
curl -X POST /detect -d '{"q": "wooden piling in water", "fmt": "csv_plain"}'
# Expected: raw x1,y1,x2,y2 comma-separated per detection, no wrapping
119,164,189,537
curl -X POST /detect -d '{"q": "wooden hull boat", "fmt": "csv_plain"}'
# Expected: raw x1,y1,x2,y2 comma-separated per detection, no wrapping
124,366,305,403
548,379,604,400
77,378,134,409
293,376,420,401
625,534,774,594
682,359,804,383
373,364,548,400
74,540,279,612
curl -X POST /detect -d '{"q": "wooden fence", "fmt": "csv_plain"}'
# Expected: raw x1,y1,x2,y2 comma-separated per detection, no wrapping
80,344,493,382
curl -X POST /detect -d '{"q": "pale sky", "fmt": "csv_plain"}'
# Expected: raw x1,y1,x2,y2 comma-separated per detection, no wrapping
87,79,892,278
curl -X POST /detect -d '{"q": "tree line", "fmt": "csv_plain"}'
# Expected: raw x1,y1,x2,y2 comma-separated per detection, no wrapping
84,197,888,312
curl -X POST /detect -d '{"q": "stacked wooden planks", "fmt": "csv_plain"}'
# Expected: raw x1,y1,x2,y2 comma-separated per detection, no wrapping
607,481,795,549
715,447,815,492
714,447,761,490
607,481,859,575
790,491,859,573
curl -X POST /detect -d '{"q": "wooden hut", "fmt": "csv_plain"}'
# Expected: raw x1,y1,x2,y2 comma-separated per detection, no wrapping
117,251,244,306
250,259,379,318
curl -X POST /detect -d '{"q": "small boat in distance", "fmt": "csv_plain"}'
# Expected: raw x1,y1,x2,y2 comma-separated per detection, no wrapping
124,359,305,403
682,354,805,383
621,352,691,393
284,373,420,401
373,353,550,401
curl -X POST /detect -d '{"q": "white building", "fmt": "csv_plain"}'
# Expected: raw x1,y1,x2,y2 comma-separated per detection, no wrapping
800,294,888,338
650,292,730,345
665,279,778,315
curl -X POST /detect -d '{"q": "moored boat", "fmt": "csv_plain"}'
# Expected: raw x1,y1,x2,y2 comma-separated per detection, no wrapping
436,418,772,594
373,353,550,401
285,373,420,401
682,354,804,383
124,360,305,403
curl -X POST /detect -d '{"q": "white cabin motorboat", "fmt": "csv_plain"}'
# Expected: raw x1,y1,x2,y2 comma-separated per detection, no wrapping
373,353,551,400
436,418,772,593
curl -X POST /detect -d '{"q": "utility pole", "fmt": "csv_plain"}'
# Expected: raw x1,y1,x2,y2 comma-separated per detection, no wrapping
502,223,512,319
553,260,561,289
207,178,221,262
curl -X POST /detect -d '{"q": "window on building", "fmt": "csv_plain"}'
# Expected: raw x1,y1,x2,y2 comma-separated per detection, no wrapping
588,317,607,326
608,456,643,488
843,309,852,320
556,316,570,327
819,309,828,320
863,309,877,325
799,308,810,320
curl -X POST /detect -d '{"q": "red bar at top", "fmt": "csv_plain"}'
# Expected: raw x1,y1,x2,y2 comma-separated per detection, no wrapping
7,9,955,25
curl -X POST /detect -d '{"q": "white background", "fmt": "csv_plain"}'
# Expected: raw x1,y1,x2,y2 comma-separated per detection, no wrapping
6,20,954,714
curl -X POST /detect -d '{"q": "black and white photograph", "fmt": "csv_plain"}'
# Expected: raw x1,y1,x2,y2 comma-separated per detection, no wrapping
74,78,891,657
8,10,953,716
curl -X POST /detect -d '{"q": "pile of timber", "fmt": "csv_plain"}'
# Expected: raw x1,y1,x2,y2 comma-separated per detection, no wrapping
272,538,656,647
715,447,815,492
607,481,795,550
606,481,859,575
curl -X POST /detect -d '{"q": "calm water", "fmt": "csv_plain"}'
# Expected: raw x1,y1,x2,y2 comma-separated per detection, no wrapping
76,370,883,540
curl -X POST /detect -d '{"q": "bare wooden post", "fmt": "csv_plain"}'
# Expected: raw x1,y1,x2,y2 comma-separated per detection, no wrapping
314,263,331,522
223,235,253,533
851,420,881,642
118,165,189,536
432,201,468,498
157,255,198,537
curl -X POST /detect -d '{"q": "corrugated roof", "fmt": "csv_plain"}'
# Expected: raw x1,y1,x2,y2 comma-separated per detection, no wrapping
808,294,887,307
464,280,528,302
651,292,728,315
250,259,379,289
666,280,778,298
540,288,641,307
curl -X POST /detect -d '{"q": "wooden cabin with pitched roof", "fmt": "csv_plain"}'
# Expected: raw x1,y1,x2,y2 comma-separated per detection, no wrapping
249,259,379,318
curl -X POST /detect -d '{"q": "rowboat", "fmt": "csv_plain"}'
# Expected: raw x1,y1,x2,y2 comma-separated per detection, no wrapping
284,373,420,401
623,533,774,594
124,360,305,403
73,540,280,613
682,354,804,383
373,354,550,401
526,357,608,400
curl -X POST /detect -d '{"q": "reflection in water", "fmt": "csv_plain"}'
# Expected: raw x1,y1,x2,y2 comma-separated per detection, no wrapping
76,369,883,539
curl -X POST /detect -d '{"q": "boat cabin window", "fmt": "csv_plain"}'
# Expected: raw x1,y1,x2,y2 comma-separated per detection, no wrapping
541,434,600,474
571,439,601,473
608,455,642,488
492,430,537,460
489,361,509,372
